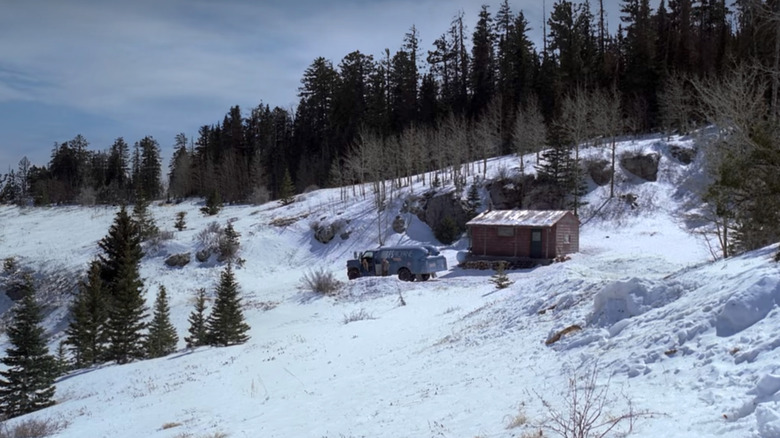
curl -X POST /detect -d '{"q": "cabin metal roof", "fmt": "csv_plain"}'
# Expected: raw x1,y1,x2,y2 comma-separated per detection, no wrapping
466,210,572,227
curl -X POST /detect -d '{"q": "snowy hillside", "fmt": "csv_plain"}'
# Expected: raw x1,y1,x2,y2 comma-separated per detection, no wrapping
1,134,779,438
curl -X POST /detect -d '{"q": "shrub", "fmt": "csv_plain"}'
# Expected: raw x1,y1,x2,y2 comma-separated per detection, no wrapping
300,268,342,296
196,222,222,252
0,417,66,438
434,216,461,245
249,186,270,205
535,365,653,438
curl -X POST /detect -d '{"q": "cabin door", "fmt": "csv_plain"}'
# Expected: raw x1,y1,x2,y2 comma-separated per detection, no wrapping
530,229,543,258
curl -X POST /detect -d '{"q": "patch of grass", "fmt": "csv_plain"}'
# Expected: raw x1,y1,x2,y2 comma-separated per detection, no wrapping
505,405,528,429
342,309,376,324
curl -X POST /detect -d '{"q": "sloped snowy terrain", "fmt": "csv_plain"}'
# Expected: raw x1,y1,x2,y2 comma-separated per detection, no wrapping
0,134,779,437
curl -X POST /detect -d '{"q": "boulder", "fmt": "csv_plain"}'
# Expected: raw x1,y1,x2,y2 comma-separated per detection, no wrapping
195,249,211,263
165,253,191,268
486,175,534,209
669,145,695,165
416,191,470,233
620,152,660,181
586,159,611,186
313,223,337,244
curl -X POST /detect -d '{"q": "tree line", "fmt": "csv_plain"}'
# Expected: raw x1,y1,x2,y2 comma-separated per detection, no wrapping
0,0,778,255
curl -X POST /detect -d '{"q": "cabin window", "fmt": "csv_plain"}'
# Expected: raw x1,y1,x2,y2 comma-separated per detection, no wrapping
531,230,542,242
564,234,571,244
497,226,514,237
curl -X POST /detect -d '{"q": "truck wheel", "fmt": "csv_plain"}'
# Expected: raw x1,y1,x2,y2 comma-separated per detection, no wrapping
420,274,430,281
348,268,361,280
398,268,413,282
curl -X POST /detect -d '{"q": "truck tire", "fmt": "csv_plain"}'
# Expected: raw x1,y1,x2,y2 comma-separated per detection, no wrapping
347,268,361,280
420,274,430,281
398,267,413,282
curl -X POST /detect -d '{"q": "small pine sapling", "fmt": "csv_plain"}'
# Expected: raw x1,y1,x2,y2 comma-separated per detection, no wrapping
174,211,187,231
490,261,513,289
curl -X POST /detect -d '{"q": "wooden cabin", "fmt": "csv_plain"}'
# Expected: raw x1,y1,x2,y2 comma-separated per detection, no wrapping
466,210,579,260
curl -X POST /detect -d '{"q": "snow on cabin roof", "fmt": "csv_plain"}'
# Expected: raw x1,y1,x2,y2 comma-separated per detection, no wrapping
466,210,572,227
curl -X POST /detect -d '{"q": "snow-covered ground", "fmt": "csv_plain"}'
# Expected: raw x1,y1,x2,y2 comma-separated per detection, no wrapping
1,134,779,438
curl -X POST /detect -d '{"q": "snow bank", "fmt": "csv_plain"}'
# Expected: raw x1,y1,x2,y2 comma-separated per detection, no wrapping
715,277,780,337
589,278,684,330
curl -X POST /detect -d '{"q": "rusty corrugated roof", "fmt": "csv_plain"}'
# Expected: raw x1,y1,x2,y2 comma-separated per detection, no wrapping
466,210,571,227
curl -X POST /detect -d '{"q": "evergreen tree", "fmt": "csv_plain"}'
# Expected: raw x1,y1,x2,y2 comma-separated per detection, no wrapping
470,5,496,118
466,183,481,219
174,211,187,231
206,265,250,347
168,133,192,200
106,258,148,364
218,222,241,263
201,189,222,216
98,206,144,290
132,197,159,241
185,288,209,348
146,285,178,358
136,136,163,201
0,277,57,418
278,169,295,205
489,261,514,289
99,206,148,364
65,260,108,367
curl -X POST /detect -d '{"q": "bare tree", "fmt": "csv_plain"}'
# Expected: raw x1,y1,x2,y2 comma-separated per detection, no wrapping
536,365,653,438
658,73,696,138
559,88,595,214
591,87,623,198
513,96,547,173
473,97,502,177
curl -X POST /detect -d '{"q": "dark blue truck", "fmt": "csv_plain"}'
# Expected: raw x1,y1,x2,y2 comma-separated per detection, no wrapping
346,245,448,281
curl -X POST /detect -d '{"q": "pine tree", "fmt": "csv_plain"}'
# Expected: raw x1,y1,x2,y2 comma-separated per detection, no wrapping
99,207,148,364
466,184,481,219
0,277,57,418
98,206,144,291
206,265,250,346
218,222,241,263
146,285,178,358
65,260,108,367
185,288,209,348
132,197,159,241
278,169,295,205
174,211,187,231
489,261,514,289
201,190,222,216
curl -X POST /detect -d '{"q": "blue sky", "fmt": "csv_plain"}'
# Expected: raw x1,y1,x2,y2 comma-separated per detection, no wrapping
0,0,626,174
